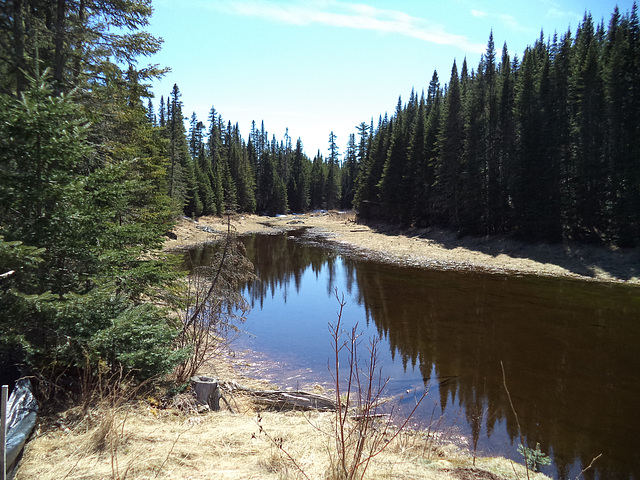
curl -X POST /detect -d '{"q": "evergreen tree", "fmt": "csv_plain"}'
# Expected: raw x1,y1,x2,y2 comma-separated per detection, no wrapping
257,149,287,215
569,14,608,242
288,139,310,212
484,32,502,233
434,60,465,227
354,115,392,218
352,121,372,213
604,6,640,245
147,99,157,126
0,0,165,97
512,47,542,238
497,43,516,232
379,97,411,224
159,96,166,128
232,125,256,213
341,134,358,209
0,69,182,382
407,92,428,225
310,151,326,209
462,55,487,233
167,84,201,216
326,132,341,210
415,72,443,227
207,108,225,215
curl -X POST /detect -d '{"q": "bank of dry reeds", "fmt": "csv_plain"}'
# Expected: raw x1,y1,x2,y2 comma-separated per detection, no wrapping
16,393,549,480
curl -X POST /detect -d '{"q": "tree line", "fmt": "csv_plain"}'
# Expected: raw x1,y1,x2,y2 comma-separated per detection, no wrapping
158,4,640,248
152,86,347,217
354,6,640,247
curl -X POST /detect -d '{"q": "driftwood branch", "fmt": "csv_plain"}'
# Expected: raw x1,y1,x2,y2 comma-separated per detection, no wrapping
221,381,337,412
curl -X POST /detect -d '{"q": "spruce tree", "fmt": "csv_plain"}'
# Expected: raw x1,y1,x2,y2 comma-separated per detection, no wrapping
434,60,465,227
354,115,392,219
0,69,182,382
604,7,640,245
326,132,341,210
569,14,607,242
462,56,487,234
310,151,326,210
288,139,310,213
484,32,502,233
417,72,443,227
497,43,516,233
379,97,411,224
352,121,372,213
168,84,201,216
407,93,428,225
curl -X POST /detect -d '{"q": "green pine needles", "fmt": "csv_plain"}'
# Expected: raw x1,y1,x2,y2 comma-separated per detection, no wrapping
518,442,552,472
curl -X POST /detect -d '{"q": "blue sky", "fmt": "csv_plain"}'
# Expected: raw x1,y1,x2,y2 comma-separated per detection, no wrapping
148,0,634,158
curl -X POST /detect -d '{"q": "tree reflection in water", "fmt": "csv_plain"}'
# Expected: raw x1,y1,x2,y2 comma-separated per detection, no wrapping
190,231,640,480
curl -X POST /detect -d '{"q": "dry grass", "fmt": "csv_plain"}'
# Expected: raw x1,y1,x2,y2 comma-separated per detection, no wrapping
16,346,552,480
16,387,551,480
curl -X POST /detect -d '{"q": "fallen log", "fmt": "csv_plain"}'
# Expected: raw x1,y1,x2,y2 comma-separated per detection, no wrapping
220,381,337,412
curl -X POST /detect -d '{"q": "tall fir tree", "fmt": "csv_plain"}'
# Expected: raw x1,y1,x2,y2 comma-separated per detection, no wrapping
310,151,326,210
341,134,358,209
326,132,341,209
434,60,465,227
167,84,201,216
288,139,310,213
569,14,608,242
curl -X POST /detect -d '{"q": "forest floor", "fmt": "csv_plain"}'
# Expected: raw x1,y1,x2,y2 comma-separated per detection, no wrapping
167,210,640,284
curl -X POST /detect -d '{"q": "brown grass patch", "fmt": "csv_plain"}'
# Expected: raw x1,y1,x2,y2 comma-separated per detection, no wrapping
17,395,551,480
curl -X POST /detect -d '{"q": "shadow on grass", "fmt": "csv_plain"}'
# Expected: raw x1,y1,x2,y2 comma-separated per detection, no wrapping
357,218,640,282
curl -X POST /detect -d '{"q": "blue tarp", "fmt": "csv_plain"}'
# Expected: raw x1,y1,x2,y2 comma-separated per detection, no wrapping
5,378,37,478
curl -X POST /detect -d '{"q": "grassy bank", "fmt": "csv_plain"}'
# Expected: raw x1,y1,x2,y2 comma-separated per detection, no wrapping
16,351,551,480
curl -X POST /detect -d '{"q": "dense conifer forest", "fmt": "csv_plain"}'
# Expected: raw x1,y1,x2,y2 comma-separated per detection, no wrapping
153,4,640,248
0,0,638,385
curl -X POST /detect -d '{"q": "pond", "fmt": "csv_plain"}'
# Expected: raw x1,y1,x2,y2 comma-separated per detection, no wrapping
188,229,640,480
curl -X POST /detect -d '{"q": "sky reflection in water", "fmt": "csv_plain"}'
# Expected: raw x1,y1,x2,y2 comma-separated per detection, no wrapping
192,231,640,480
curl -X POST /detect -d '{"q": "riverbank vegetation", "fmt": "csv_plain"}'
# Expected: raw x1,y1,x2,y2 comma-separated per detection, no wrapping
0,0,190,395
14,366,551,480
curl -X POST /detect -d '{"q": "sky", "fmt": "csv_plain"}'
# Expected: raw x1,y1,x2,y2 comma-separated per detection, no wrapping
147,0,635,158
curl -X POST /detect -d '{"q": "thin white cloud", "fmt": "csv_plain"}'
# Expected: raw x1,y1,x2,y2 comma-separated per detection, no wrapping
466,6,536,35
546,6,581,22
500,14,527,32
214,0,485,54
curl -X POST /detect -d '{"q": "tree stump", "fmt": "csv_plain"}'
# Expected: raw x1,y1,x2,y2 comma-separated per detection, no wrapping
190,376,220,411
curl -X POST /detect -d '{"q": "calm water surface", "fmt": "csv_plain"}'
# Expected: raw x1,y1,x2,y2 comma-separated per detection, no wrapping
190,230,640,480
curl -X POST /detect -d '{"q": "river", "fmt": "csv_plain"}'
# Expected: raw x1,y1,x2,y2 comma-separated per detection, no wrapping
188,229,640,480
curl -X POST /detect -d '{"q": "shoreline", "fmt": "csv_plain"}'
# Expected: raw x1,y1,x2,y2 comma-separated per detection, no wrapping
166,211,640,285
17,345,553,480
16,213,579,480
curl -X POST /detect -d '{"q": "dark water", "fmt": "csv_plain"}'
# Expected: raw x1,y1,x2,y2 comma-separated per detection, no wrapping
189,230,640,480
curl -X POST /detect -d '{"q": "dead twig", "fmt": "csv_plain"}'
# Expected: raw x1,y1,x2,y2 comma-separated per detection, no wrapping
575,453,602,479
501,360,530,480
